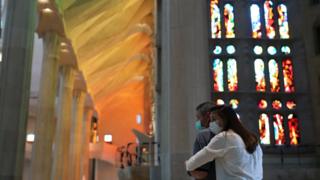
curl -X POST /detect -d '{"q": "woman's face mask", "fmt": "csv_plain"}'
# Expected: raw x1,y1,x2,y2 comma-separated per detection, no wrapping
209,121,222,134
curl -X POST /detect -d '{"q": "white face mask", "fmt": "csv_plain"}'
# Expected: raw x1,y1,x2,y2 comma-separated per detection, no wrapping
209,121,222,134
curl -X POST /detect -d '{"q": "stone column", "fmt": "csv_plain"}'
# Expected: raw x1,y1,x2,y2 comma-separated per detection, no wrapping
0,0,36,179
51,65,76,180
69,75,87,180
157,0,211,179
80,95,94,180
29,33,60,180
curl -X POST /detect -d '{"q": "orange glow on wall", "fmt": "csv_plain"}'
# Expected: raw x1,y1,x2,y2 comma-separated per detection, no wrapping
99,81,152,147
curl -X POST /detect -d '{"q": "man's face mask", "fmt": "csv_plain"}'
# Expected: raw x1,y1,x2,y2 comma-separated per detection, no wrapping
195,120,203,130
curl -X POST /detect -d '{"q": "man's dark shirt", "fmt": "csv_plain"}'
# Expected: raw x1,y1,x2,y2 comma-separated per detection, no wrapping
192,129,216,180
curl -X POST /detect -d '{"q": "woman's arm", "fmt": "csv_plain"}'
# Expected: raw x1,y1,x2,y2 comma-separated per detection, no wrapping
186,133,227,171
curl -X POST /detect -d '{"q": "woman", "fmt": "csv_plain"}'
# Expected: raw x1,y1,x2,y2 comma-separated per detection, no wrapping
186,106,263,180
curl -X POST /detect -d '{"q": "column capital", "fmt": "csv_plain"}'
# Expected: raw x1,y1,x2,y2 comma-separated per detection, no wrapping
73,72,87,95
36,0,66,38
59,39,79,69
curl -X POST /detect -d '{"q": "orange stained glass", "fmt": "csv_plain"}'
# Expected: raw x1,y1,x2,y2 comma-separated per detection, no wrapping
264,1,276,39
286,100,296,109
224,3,235,38
278,4,290,39
259,113,271,144
282,59,295,93
258,99,268,109
227,59,238,91
272,100,282,110
268,59,280,92
250,4,262,39
273,114,285,145
288,114,300,145
210,0,221,38
213,59,224,92
254,59,266,92
229,99,239,109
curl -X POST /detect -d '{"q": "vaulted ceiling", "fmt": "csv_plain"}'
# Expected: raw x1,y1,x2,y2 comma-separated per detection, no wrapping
56,0,155,145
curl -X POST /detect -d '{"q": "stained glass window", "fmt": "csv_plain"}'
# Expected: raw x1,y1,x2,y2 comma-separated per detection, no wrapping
273,114,285,145
210,0,221,38
278,4,290,39
286,100,296,109
217,99,225,105
250,4,262,39
264,1,276,39
282,59,295,93
226,45,236,54
267,46,277,55
224,3,235,38
281,46,291,55
258,99,268,109
254,45,263,55
229,99,239,109
268,59,280,92
288,114,300,145
207,2,303,147
227,59,238,91
213,59,224,91
259,113,271,145
213,45,222,55
254,59,266,92
272,100,282,110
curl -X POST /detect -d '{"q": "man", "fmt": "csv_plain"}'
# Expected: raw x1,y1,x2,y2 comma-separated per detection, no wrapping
189,102,224,180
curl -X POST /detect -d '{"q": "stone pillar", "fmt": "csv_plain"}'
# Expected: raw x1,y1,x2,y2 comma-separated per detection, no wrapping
80,95,94,180
157,0,211,179
29,33,60,180
0,0,36,179
51,65,76,180
69,75,87,180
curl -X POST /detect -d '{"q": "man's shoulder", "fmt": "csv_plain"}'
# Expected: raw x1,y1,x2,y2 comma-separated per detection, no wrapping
196,129,215,139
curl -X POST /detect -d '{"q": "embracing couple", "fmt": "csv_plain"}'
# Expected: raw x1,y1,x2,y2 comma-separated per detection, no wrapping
186,102,263,180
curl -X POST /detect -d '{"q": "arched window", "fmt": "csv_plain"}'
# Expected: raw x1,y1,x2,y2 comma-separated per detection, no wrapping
254,59,266,92
210,0,236,38
288,114,300,145
282,59,295,93
208,1,307,148
210,0,221,38
250,4,262,39
273,114,285,145
212,59,224,92
264,1,276,39
277,4,290,39
268,59,280,92
259,113,271,145
227,58,238,91
224,3,235,38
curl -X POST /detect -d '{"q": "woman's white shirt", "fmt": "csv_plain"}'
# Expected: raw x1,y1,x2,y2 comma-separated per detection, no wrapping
186,130,263,180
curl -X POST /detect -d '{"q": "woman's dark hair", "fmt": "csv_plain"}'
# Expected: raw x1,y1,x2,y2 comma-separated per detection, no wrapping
217,106,258,154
